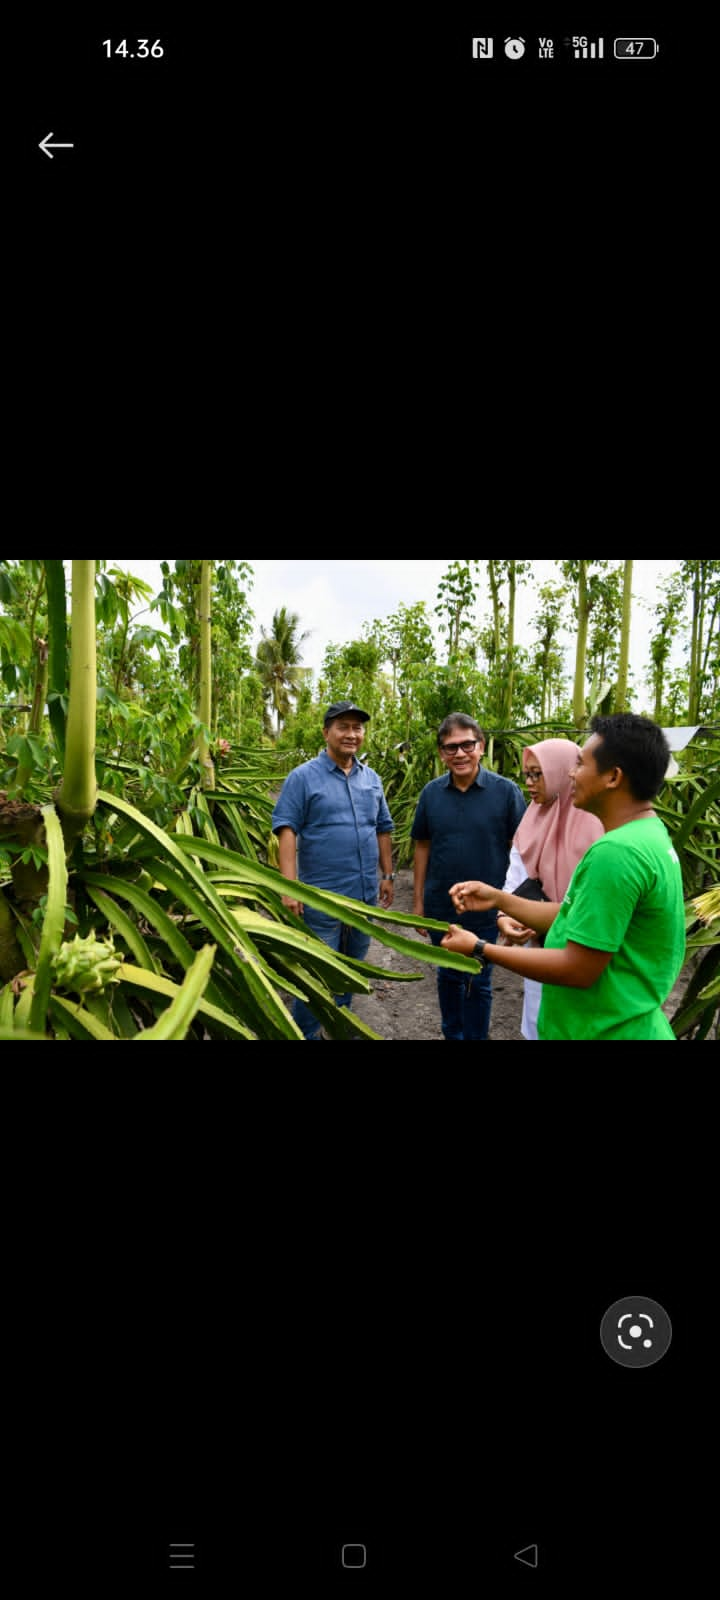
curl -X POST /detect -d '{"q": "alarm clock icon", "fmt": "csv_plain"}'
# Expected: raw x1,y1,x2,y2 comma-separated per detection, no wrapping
504,37,526,59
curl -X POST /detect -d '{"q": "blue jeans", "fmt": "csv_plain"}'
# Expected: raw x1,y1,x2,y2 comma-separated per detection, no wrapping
293,906,372,1040
429,929,495,1041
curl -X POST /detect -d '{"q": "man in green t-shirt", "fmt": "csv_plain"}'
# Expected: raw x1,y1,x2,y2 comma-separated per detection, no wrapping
439,714,686,1040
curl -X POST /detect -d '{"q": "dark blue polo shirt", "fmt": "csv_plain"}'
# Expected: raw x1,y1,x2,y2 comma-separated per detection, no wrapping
411,766,527,935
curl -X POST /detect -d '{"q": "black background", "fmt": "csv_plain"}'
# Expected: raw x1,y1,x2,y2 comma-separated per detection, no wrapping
15,1073,700,1589
19,7,685,504
23,11,676,223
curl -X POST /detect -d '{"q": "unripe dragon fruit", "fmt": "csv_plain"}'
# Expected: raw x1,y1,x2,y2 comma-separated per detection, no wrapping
51,930,123,994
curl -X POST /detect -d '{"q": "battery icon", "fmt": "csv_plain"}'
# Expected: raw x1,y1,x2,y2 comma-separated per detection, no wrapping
614,38,658,59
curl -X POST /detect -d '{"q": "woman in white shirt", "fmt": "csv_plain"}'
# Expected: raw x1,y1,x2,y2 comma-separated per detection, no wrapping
499,739,604,1039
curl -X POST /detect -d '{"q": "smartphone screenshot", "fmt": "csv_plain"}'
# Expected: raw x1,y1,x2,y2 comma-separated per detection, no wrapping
19,18,691,1588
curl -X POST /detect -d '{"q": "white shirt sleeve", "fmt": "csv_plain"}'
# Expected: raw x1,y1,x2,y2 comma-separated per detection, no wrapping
502,844,541,1039
502,843,528,894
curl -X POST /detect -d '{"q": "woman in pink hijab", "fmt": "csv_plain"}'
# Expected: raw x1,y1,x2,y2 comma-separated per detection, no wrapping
500,738,604,1039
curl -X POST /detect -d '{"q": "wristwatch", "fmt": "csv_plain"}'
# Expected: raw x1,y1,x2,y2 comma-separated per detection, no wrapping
380,872,396,881
472,939,486,963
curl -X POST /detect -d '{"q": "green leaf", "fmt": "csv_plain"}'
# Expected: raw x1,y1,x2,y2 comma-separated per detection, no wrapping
80,870,199,974
230,907,418,1004
133,944,216,1040
216,799,253,854
84,885,159,972
190,789,221,844
172,836,481,975
15,974,36,1029
95,794,303,1036
144,856,303,1037
49,994,117,1040
0,1025,50,1041
45,560,68,762
6,733,47,773
674,774,720,851
29,804,68,1035
685,928,720,950
230,908,372,991
0,983,15,1028
116,962,256,1038
8,905,37,970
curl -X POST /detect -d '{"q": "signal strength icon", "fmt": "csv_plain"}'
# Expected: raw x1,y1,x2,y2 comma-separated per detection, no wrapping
564,36,604,59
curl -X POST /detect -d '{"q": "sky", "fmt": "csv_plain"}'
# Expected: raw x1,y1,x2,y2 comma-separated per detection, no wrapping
106,559,683,703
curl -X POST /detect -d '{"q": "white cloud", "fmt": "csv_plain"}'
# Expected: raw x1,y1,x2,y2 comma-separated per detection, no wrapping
108,559,685,701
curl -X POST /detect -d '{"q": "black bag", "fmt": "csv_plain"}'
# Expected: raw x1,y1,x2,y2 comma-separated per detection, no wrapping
514,876,549,902
508,877,548,946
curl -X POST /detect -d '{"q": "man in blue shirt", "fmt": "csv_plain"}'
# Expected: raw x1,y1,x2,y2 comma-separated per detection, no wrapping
272,701,395,1039
412,713,526,1040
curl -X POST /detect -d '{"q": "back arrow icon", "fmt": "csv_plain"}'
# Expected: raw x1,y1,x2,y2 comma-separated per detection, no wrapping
39,133,75,159
514,1544,539,1567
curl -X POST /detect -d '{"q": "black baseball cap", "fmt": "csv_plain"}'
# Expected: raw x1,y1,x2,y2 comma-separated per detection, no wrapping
324,701,370,725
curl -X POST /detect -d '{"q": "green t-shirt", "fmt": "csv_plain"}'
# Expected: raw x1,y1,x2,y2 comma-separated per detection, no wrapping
537,817,685,1040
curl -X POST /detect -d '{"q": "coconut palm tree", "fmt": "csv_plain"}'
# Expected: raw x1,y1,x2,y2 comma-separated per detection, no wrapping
255,606,311,736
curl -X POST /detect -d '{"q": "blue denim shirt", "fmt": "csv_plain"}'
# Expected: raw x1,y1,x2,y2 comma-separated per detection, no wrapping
272,751,394,904
411,766,527,933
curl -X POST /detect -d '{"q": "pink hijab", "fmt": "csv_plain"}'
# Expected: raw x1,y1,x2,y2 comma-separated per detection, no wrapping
515,738,603,902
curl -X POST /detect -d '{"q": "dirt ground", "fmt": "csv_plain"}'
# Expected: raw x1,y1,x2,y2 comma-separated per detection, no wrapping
352,869,525,1041
350,868,703,1042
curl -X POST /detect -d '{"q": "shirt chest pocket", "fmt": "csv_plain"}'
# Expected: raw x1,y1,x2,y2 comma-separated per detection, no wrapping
349,786,379,829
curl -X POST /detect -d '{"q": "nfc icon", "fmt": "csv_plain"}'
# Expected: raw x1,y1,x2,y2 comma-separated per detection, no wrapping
472,38,494,59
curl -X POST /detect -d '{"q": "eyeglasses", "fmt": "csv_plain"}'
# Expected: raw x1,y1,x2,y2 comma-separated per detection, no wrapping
524,769,544,782
441,739,479,754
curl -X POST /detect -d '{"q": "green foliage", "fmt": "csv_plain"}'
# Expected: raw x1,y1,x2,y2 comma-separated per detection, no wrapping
149,559,256,739
0,563,50,759
2,559,719,1042
654,738,720,896
0,614,33,700
256,606,312,736
434,561,481,660
132,944,217,1039
0,775,480,1039
29,803,67,1033
2,840,48,874
646,562,720,724
651,739,720,1039
670,886,720,1039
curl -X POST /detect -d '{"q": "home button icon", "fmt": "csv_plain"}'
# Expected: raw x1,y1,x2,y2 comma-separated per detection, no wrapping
342,1543,367,1568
